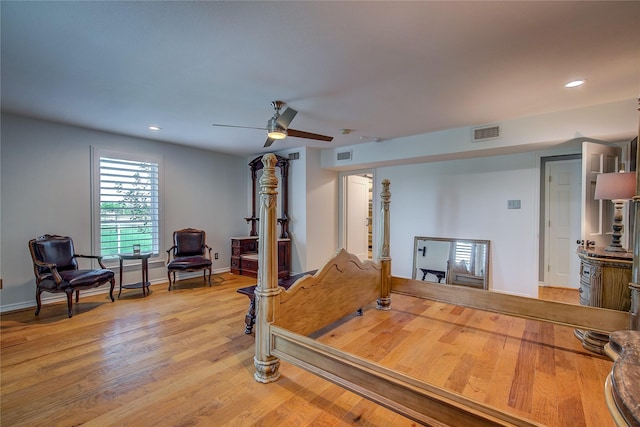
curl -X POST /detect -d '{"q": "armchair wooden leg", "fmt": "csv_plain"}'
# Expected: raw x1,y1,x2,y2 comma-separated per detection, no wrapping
109,278,115,302
65,289,74,318
35,288,43,316
208,267,212,286
167,271,173,291
75,289,80,303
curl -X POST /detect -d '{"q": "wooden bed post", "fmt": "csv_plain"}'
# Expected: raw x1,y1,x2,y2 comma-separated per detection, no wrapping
377,179,392,310
254,153,282,383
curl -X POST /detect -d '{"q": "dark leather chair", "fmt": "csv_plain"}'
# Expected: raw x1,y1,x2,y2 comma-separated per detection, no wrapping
28,234,115,318
166,228,212,290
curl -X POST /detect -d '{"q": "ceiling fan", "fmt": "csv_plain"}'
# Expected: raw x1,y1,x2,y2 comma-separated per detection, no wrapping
212,100,334,148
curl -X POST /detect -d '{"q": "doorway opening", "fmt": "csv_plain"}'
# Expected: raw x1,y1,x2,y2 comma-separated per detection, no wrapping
340,171,374,261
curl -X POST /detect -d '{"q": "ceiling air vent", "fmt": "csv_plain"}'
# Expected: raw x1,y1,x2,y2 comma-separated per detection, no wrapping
337,150,352,161
472,125,501,142
288,152,299,160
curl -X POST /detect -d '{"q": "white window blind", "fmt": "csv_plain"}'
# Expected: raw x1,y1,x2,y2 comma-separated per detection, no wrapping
98,156,159,259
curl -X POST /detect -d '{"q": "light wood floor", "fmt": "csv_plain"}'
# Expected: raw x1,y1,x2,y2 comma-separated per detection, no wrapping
1,276,612,426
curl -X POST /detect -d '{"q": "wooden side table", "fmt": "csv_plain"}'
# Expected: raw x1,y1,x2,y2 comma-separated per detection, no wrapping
118,252,151,297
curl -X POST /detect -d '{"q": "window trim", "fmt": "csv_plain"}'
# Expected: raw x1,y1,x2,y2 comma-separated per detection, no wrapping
91,147,163,264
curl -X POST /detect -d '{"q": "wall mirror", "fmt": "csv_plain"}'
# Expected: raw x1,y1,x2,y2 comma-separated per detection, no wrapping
412,237,490,290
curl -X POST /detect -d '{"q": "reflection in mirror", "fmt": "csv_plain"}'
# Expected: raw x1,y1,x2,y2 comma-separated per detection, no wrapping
412,237,490,290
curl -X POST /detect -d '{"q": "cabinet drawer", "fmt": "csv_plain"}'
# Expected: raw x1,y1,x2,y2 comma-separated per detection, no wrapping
241,257,258,271
231,256,241,268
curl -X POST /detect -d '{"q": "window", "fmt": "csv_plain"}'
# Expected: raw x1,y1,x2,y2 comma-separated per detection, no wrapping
92,149,160,260
453,241,473,272
453,242,487,276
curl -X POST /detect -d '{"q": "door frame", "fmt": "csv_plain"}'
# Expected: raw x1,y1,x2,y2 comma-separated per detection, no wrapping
538,154,581,286
339,169,375,259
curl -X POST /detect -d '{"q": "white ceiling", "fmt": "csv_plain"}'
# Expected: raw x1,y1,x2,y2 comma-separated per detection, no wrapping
2,1,639,157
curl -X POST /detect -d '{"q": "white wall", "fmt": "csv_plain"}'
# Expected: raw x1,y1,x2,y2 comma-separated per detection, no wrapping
378,153,539,296
269,147,339,275
304,148,339,270
1,113,248,312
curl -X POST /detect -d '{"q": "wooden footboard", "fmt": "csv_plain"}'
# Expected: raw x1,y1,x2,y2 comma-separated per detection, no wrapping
275,249,381,336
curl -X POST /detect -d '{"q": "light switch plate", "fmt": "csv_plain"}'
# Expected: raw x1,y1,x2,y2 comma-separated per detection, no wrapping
507,200,521,209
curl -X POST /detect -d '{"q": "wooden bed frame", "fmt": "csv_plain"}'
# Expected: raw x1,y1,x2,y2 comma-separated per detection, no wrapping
252,153,640,427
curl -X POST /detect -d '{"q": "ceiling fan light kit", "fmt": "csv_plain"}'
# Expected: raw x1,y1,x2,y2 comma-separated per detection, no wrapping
267,118,287,140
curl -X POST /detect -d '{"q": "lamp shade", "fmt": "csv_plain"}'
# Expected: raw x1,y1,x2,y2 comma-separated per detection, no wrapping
594,172,636,201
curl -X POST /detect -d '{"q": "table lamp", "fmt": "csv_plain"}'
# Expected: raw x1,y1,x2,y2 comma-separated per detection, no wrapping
594,171,637,252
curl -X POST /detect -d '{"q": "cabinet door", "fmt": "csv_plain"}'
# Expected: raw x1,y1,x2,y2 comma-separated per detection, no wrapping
578,262,591,305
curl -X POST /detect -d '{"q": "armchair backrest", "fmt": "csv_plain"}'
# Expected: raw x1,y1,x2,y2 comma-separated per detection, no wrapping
29,235,78,275
173,228,207,257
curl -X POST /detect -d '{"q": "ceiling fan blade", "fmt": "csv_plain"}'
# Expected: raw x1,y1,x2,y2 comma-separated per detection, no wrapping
276,107,297,128
287,128,333,142
212,123,265,131
264,137,276,148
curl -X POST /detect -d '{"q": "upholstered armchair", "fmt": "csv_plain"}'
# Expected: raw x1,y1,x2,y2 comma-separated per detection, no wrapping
28,235,115,318
166,228,212,290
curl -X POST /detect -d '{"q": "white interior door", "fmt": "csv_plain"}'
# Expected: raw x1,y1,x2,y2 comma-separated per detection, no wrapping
545,159,581,288
581,142,621,248
346,175,371,260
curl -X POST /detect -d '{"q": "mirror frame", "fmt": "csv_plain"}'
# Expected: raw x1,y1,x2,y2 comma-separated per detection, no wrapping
412,236,490,290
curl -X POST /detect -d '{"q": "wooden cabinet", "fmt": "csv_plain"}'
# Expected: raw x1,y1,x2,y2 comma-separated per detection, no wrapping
230,236,290,279
574,247,632,353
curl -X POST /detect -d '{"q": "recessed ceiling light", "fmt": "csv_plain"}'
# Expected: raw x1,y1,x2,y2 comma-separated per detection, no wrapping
148,125,162,131
565,80,585,88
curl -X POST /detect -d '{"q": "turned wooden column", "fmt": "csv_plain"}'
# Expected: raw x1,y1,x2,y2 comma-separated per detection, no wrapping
253,153,281,383
377,179,391,310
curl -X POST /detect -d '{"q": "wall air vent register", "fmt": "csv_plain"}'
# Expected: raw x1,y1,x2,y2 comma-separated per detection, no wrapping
472,125,501,142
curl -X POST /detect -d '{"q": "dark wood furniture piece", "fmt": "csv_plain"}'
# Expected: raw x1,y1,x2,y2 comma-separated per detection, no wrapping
166,228,212,290
234,154,292,281
574,246,633,353
237,270,317,334
245,154,290,238
28,234,115,317
230,236,290,279
118,252,151,297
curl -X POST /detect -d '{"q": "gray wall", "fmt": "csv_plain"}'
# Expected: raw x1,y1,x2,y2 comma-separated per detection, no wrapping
1,113,248,311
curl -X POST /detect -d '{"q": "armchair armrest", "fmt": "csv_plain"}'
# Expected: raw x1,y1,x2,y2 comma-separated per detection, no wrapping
205,245,212,260
74,253,108,269
32,259,63,284
166,245,177,263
